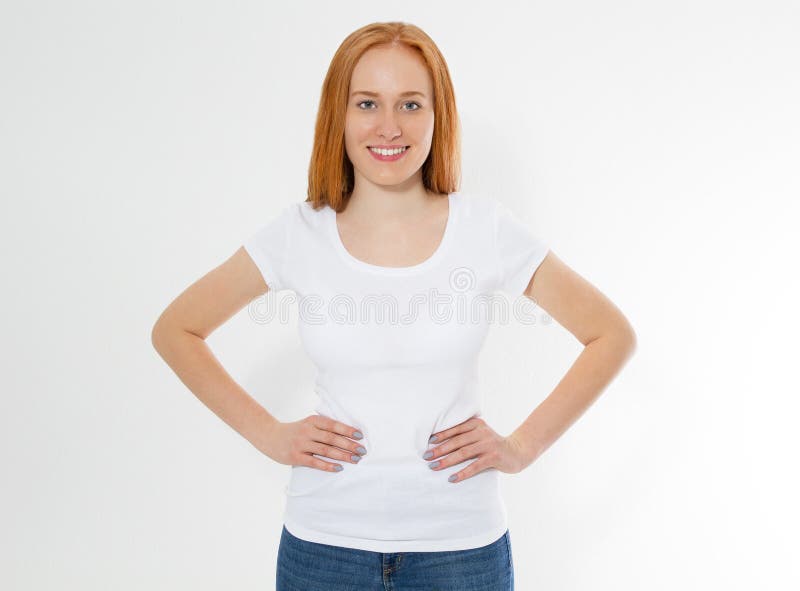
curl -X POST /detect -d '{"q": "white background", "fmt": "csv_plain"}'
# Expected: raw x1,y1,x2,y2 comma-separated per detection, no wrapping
2,1,798,589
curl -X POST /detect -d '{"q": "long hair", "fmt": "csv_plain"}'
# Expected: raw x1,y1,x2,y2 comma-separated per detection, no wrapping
306,22,461,212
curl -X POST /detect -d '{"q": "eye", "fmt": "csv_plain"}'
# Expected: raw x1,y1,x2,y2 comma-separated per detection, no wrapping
355,100,422,111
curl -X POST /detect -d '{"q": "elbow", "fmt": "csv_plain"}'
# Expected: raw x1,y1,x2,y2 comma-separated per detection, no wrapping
615,320,638,358
151,313,176,354
585,313,637,353
151,316,201,355
151,320,166,353
624,329,638,358
623,315,638,350
597,317,637,357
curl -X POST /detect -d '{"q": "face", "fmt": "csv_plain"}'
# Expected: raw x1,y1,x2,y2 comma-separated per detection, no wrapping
344,43,435,191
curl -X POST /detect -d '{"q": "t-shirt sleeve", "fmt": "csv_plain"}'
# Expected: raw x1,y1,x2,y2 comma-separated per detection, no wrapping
494,200,550,296
242,204,294,292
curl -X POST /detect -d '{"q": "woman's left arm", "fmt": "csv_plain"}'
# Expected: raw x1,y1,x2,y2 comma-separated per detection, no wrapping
509,250,638,470
425,250,637,482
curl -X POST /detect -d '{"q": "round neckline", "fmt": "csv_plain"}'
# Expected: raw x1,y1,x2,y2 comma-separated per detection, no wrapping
328,193,456,275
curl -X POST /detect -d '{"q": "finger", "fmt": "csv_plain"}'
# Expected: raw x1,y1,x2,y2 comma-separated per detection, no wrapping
308,440,363,464
313,424,368,456
315,416,364,441
428,441,481,471
424,432,482,463
297,451,345,473
447,457,490,483
312,417,365,451
430,417,481,444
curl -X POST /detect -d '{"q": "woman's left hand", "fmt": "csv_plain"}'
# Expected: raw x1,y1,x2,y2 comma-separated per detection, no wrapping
424,417,529,483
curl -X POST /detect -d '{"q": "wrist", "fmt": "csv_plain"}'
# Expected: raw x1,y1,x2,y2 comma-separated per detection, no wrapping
250,413,281,458
509,428,544,470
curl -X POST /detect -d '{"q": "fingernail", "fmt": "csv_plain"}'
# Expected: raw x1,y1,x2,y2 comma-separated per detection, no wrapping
429,461,440,469
356,446,367,455
423,450,433,460
449,474,458,482
351,455,361,462
334,465,343,471
353,431,363,439
429,435,438,443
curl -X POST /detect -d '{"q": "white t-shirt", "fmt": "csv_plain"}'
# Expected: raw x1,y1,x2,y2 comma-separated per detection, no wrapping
243,191,549,552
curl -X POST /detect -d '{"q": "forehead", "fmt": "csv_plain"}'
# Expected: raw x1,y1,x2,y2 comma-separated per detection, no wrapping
350,44,433,95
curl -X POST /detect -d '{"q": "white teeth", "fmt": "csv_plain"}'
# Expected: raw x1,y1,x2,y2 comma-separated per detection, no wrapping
369,146,408,156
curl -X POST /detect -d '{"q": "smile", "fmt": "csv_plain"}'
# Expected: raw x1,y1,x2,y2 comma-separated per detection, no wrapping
367,146,410,161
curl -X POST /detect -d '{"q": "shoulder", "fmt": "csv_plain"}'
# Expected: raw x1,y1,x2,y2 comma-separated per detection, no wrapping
244,200,328,252
451,192,504,237
451,191,497,220
253,199,329,232
295,200,331,229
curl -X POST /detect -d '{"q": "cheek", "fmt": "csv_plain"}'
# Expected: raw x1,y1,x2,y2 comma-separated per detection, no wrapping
411,116,435,142
345,121,372,145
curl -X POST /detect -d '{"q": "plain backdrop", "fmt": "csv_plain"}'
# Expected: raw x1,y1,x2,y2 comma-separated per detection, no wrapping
1,1,798,589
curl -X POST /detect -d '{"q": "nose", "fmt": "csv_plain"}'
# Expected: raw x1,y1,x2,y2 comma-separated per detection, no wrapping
377,110,401,142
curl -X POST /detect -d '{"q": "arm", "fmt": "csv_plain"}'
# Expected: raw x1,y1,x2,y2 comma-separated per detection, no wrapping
510,250,638,470
150,246,279,457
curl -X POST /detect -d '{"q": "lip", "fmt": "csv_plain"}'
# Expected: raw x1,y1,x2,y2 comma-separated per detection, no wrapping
367,145,410,162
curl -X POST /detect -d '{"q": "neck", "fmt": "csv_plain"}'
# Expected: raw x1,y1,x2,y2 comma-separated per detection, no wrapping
346,178,442,221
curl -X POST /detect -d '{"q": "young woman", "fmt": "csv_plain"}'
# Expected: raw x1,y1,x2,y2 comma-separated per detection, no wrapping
152,21,636,591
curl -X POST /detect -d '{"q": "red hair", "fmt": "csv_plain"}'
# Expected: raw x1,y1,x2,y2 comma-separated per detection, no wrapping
305,22,462,212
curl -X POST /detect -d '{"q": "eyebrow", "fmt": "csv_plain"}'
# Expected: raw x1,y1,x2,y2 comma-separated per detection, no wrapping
349,90,427,98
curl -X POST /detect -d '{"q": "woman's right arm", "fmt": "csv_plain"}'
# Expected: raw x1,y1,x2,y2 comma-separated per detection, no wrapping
150,246,280,458
150,246,366,471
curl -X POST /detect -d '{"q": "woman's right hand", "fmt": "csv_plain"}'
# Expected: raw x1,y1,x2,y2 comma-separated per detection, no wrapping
262,415,367,472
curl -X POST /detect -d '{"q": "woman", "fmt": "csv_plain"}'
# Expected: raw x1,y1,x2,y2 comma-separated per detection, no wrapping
152,21,636,591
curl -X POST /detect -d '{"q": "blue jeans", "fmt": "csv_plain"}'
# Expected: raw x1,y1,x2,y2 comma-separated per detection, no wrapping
277,525,514,590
